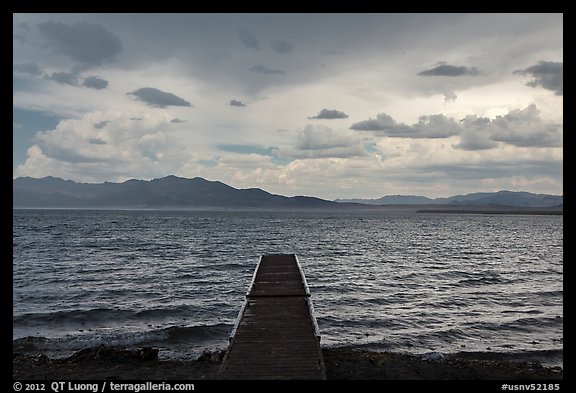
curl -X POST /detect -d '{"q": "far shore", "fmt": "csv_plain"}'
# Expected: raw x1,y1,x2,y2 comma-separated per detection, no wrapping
12,204,563,215
416,208,563,215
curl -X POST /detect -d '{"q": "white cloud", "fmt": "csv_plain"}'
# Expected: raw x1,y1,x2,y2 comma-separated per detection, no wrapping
16,111,194,182
454,104,562,150
350,105,562,151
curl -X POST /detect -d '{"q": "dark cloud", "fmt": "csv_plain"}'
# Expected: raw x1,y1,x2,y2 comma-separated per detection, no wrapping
93,121,109,129
454,116,498,151
350,113,404,132
352,106,561,150
351,112,461,138
488,104,562,148
272,40,293,54
45,71,78,86
249,64,286,75
238,29,259,50
418,64,479,77
128,87,192,108
170,118,186,123
308,109,349,119
230,99,247,107
13,62,42,75
37,21,122,66
83,76,109,90
44,72,109,90
13,20,32,44
514,61,563,95
409,114,461,138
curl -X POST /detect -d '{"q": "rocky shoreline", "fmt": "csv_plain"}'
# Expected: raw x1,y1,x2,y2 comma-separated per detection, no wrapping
12,345,562,380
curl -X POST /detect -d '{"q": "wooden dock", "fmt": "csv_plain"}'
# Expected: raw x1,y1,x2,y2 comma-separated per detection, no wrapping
219,254,326,380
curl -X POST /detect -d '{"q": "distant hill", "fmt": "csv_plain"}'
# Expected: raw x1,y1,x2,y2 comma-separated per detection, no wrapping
336,195,435,205
13,176,563,210
12,175,339,209
336,190,562,208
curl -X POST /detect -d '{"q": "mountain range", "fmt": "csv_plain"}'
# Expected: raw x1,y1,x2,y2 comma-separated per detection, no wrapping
336,191,563,208
12,175,338,209
13,175,563,210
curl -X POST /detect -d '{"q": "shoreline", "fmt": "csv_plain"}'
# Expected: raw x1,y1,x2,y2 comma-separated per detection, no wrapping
13,345,563,380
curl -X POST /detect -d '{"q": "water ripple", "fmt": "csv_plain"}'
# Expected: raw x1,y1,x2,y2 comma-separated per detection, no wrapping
13,209,563,367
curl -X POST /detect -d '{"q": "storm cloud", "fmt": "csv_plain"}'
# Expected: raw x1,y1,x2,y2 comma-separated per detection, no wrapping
13,62,42,75
308,109,349,119
37,21,122,66
238,29,260,49
128,87,192,108
45,71,78,86
418,64,479,77
230,99,247,107
249,64,286,75
83,76,109,90
514,61,563,95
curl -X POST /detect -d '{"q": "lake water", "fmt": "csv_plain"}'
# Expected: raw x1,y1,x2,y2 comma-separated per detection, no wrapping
12,209,563,368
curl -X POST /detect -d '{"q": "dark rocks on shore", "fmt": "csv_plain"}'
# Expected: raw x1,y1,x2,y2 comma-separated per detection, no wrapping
64,345,159,362
322,348,562,380
12,346,563,380
197,349,226,364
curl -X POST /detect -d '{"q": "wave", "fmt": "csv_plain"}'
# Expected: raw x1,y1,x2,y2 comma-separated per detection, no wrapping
538,290,563,298
324,343,563,369
461,316,563,334
13,308,131,326
13,305,220,328
13,323,232,353
13,210,563,366
456,276,510,286
452,349,563,368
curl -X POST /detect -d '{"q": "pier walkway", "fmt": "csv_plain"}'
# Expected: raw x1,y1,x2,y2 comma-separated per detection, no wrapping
219,254,326,380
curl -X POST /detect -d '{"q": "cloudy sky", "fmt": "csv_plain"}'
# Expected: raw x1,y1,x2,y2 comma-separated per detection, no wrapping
13,13,563,199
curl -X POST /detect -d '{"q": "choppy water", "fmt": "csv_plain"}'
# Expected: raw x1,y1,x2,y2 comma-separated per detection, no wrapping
12,209,563,368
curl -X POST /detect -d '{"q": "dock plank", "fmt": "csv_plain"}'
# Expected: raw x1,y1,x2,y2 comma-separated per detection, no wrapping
219,254,326,380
